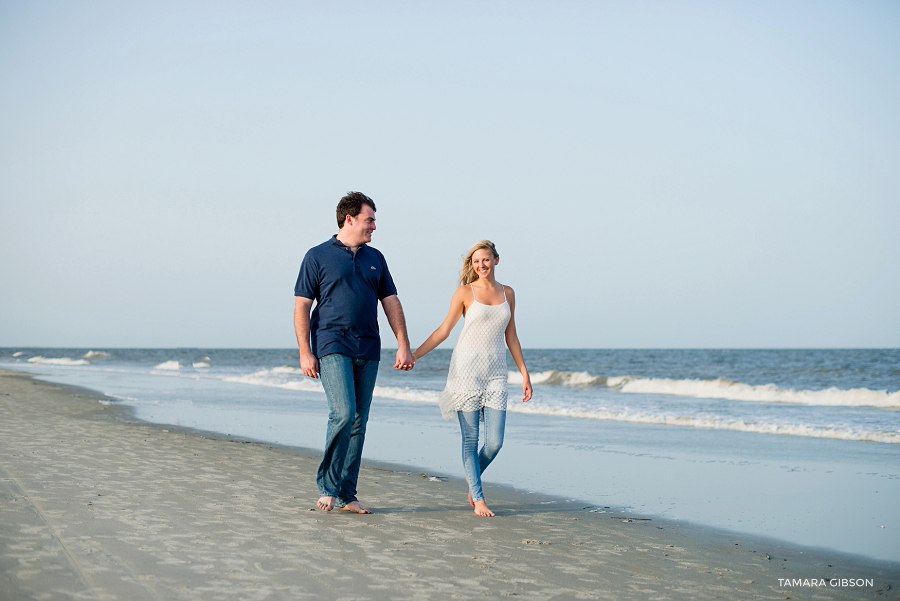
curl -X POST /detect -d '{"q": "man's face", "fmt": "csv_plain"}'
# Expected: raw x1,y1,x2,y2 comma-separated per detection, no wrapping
344,204,376,246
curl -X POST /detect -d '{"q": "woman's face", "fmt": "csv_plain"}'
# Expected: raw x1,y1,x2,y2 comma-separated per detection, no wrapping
471,248,498,279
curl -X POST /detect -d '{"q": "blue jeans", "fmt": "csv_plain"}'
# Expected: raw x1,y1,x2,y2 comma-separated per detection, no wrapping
457,407,506,502
316,353,380,505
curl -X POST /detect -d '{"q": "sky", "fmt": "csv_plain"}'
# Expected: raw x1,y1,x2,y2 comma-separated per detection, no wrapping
1,1,898,349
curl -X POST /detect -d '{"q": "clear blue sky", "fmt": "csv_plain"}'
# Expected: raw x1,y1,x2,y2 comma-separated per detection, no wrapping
1,1,898,348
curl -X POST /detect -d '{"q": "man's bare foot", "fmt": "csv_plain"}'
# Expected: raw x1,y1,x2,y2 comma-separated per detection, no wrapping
467,490,475,507
316,496,335,511
340,501,372,514
473,500,495,517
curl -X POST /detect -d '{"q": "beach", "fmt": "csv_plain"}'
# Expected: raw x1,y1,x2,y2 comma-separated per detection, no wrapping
5,348,899,564
1,367,896,600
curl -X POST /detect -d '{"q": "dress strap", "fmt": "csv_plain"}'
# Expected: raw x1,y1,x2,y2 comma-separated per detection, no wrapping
470,283,476,304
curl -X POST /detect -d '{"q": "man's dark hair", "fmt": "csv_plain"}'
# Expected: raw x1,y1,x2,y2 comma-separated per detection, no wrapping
336,191,377,228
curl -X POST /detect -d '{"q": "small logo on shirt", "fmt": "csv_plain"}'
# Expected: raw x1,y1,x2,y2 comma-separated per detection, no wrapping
370,266,376,270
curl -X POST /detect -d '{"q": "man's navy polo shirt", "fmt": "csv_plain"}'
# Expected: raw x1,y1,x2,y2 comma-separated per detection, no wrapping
294,236,397,361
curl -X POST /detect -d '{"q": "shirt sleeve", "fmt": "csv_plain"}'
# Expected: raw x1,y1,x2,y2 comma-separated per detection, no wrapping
377,253,398,300
294,251,319,299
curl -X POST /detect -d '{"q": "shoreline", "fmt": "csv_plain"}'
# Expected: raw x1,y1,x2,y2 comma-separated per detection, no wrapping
12,364,898,563
21,357,896,562
1,367,897,600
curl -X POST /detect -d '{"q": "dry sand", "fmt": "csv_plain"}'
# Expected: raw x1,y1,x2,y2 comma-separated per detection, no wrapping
1,368,896,600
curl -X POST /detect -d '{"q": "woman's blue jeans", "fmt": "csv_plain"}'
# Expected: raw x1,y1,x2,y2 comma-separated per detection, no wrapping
457,407,506,502
316,353,379,505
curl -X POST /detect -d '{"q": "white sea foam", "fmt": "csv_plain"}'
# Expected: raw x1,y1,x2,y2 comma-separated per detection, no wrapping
27,356,91,366
364,385,898,443
218,367,443,403
195,365,900,444
267,366,305,374
154,360,181,370
507,403,900,444
510,370,606,387
611,376,900,409
511,370,900,409
192,357,211,368
222,368,324,392
83,351,110,359
106,394,173,406
12,352,25,357
372,386,441,404
225,368,898,443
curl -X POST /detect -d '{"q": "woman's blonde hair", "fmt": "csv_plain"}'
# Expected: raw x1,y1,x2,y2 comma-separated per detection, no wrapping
459,240,499,286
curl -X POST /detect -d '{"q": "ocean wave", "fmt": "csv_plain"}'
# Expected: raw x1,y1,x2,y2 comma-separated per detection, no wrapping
101,365,899,445
83,351,110,359
510,370,900,409
510,370,606,387
611,376,900,409
154,361,181,370
267,366,305,374
507,403,900,444
27,356,91,366
218,367,442,403
372,386,442,404
222,368,324,392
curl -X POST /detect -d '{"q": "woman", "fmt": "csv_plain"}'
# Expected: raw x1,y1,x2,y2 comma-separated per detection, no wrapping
412,240,532,517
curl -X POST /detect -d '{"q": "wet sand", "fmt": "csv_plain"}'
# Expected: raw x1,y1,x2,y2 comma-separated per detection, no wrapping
1,368,896,600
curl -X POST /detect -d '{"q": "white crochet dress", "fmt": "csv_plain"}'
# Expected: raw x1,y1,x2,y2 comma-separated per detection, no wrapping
439,285,510,420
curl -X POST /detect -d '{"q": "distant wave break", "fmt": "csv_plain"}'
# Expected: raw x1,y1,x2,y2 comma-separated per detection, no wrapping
213,367,899,444
510,370,900,409
27,356,91,366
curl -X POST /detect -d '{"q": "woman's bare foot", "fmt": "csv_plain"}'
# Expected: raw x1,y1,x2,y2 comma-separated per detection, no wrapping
467,490,475,507
340,501,372,514
317,496,335,511
473,500,495,517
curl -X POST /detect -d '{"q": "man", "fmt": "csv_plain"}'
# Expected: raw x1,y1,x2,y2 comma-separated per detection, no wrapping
294,191,415,514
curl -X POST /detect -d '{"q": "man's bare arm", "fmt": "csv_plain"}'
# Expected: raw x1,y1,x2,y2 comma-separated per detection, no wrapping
381,295,414,370
294,296,319,378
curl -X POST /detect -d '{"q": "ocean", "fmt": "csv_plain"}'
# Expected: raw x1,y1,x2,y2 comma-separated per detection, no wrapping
3,347,898,563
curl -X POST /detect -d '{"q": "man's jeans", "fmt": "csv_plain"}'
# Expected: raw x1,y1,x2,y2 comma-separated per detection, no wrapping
316,353,379,505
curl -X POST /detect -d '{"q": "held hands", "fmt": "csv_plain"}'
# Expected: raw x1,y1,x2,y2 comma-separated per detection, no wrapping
299,351,319,379
394,347,415,371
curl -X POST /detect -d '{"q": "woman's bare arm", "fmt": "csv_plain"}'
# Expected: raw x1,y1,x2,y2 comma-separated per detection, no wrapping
412,286,469,360
504,286,533,402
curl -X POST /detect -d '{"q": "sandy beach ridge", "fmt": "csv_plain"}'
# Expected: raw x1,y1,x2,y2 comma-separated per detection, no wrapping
0,368,896,600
